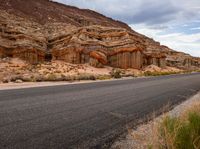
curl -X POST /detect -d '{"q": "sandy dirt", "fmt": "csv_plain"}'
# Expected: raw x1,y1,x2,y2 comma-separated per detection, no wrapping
0,58,184,89
143,64,181,73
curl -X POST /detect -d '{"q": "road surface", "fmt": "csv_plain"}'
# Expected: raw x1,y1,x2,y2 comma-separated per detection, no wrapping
0,73,200,149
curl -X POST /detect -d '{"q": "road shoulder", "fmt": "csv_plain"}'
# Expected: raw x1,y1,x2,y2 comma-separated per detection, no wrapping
111,92,200,149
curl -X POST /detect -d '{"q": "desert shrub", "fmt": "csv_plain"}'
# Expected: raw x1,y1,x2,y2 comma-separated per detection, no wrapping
43,73,75,82
196,70,200,73
10,75,24,82
20,76,33,82
2,78,9,83
121,73,136,77
96,75,112,80
76,73,96,81
128,100,200,149
34,75,44,82
158,112,200,149
144,71,179,76
110,69,122,79
44,74,74,82
182,70,193,74
44,74,58,81
63,75,76,81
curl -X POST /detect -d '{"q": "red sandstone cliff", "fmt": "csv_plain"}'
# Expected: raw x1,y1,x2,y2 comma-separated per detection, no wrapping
0,0,199,70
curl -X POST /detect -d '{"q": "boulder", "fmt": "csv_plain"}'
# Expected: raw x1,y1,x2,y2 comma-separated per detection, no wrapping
15,79,23,83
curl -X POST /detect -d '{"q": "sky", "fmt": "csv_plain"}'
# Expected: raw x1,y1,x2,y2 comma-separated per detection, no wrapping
54,0,200,57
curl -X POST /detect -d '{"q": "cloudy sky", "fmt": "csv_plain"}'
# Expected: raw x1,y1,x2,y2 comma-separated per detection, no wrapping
55,0,200,56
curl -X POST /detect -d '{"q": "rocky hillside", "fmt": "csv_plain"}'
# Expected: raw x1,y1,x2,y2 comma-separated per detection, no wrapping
0,0,131,30
0,0,199,70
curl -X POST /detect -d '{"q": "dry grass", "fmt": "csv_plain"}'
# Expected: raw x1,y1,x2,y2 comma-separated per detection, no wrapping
143,69,200,77
96,75,112,80
75,73,96,81
155,103,200,149
128,100,200,149
110,68,122,78
143,71,180,77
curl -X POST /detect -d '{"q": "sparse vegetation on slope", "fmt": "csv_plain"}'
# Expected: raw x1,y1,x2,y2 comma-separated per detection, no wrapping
143,71,180,76
1,58,200,84
110,69,122,79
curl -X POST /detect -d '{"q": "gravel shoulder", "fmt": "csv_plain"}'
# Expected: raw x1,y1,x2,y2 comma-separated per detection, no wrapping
111,92,200,149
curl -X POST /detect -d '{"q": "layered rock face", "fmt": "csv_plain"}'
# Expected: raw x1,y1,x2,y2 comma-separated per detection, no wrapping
0,10,149,69
50,25,145,69
166,51,200,70
0,11,46,64
0,10,145,69
0,0,199,70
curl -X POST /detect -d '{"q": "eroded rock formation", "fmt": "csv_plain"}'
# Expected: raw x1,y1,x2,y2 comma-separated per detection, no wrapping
0,10,46,64
50,25,146,69
0,0,199,70
166,51,200,70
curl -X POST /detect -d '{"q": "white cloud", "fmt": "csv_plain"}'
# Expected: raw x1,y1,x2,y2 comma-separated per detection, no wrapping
191,27,200,30
55,0,200,24
158,34,200,56
131,24,200,57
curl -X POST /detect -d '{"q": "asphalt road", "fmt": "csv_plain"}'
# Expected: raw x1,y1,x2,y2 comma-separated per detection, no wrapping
0,73,200,149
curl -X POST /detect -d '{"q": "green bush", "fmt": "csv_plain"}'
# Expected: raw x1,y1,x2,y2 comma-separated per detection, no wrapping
110,69,122,78
159,112,200,149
